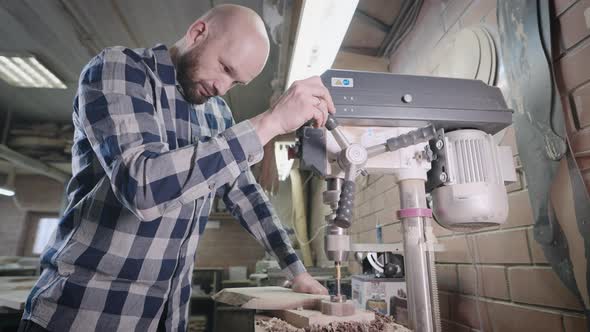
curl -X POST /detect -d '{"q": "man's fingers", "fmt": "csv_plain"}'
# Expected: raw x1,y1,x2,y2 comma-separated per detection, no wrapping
307,85,336,115
314,99,329,127
311,108,324,128
307,97,328,127
297,77,336,115
306,78,336,115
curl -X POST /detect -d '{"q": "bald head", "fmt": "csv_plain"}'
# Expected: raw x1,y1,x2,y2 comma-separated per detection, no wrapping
201,4,268,41
172,4,270,104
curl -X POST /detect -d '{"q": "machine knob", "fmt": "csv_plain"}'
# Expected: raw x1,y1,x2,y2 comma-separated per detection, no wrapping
325,114,339,131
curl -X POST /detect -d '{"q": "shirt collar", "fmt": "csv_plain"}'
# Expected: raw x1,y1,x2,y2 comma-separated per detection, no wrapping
150,44,178,86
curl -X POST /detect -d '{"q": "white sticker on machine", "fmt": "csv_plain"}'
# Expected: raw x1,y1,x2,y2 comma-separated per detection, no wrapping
331,77,354,87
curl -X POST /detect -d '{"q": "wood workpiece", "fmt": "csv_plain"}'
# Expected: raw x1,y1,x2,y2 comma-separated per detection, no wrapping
213,286,328,310
320,299,355,316
0,276,37,310
214,287,386,329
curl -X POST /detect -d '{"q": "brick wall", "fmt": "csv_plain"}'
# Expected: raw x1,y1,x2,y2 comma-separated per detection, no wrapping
195,176,295,276
196,218,266,275
554,0,590,193
343,0,589,331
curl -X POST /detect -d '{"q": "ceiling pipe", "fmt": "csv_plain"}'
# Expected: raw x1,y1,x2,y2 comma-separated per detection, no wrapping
1,111,11,145
0,144,70,183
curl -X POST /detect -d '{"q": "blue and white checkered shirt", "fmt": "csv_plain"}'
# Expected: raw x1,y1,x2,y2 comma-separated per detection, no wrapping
22,44,306,331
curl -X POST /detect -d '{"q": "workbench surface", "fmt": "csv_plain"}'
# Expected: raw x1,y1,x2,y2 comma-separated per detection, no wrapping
0,276,37,310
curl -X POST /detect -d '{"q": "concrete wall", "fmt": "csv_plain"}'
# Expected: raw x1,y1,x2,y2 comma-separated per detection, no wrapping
0,170,290,275
0,196,26,256
0,174,63,256
331,0,589,331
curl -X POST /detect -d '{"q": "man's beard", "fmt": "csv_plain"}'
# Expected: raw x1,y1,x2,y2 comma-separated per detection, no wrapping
176,48,209,105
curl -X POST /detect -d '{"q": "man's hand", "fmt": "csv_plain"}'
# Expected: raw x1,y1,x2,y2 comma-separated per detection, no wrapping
290,272,329,295
250,76,336,145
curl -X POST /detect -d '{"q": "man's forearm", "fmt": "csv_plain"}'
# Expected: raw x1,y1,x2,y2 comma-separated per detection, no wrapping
249,111,279,146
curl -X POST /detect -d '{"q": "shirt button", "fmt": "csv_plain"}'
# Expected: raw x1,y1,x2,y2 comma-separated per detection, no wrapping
193,136,198,142
209,182,215,190
248,155,255,162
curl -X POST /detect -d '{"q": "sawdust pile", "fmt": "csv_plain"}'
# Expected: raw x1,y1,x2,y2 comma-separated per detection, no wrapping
306,313,411,332
255,313,411,332
256,317,305,332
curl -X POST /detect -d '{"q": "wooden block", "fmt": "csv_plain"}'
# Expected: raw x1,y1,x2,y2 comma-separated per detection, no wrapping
271,308,374,328
213,286,328,310
320,299,355,317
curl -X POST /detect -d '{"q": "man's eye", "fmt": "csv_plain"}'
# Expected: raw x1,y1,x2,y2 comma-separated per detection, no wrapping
223,65,231,74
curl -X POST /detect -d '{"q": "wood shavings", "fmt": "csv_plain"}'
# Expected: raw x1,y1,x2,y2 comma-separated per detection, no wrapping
255,313,411,332
305,313,410,332
256,317,305,332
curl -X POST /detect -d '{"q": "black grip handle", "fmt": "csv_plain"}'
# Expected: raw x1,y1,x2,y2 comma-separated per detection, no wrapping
334,180,355,228
325,114,339,131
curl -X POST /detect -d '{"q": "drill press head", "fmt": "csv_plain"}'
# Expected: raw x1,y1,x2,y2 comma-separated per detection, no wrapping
297,69,515,232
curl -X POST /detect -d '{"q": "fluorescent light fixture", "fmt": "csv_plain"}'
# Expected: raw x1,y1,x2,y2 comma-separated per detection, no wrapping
0,54,66,89
0,187,15,197
275,141,296,181
285,0,359,88
0,170,15,197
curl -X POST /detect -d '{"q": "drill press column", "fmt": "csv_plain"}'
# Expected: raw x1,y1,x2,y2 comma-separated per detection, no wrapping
397,176,440,332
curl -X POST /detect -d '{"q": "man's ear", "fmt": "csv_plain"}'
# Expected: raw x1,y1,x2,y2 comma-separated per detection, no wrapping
186,20,208,47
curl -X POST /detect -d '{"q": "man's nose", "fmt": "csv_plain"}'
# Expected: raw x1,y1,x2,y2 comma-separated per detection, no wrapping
214,80,232,96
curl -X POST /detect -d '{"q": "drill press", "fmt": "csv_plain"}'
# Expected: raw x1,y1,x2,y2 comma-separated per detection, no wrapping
294,69,516,330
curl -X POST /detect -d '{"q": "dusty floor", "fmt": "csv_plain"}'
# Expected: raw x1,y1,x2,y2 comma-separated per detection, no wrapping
255,313,411,332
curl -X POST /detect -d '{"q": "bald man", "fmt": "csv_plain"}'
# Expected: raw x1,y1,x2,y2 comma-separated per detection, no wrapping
20,5,333,332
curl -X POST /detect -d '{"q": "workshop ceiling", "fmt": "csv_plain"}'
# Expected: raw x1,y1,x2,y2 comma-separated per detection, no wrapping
343,0,403,56
0,0,404,178
0,0,401,123
0,0,276,123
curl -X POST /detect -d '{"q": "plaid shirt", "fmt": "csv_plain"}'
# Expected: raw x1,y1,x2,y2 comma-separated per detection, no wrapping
23,44,305,331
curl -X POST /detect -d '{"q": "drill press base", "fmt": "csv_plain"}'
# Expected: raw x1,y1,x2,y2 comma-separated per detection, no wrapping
320,299,355,317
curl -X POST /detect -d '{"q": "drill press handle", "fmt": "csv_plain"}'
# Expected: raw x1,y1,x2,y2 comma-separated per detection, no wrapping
325,115,357,228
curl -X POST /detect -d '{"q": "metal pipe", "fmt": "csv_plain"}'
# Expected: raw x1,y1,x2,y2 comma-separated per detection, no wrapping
0,144,70,183
326,177,343,192
331,127,351,150
1,111,11,145
398,179,437,332
366,144,387,159
335,261,342,297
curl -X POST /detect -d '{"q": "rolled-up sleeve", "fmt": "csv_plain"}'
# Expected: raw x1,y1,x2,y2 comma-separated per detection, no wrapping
218,170,307,279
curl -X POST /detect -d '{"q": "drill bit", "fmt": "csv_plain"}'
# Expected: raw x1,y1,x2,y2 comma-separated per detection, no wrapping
335,261,341,298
